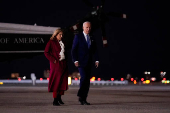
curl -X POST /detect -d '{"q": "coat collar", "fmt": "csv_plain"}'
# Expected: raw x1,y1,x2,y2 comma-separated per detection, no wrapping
53,39,61,51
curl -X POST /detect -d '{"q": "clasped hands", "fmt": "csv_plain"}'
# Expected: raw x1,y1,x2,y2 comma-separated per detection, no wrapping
54,55,65,63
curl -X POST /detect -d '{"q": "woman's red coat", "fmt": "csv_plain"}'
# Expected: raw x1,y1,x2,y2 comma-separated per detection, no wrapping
44,40,68,92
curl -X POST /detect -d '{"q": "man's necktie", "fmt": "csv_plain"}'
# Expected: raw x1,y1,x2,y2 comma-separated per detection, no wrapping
86,35,90,48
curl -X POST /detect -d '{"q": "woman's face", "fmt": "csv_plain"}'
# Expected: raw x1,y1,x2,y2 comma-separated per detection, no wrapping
56,32,63,41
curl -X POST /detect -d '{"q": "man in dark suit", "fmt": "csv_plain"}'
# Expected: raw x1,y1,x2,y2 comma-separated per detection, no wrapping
71,21,99,105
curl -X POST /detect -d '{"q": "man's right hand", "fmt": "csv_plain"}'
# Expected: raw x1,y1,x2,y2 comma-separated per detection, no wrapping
74,62,79,67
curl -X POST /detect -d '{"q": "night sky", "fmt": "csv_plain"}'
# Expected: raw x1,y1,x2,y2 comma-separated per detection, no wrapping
0,0,169,79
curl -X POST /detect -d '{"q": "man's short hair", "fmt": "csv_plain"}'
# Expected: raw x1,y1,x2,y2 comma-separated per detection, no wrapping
83,21,91,27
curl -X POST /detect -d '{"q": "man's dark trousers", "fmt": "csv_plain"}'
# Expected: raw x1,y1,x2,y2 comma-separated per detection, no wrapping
77,65,91,100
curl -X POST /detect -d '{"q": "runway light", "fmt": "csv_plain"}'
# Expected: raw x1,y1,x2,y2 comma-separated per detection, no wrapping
151,77,156,81
141,78,144,81
121,78,124,81
111,78,114,81
163,78,166,80
47,78,49,81
162,80,165,83
134,80,137,84
98,78,101,81
18,78,21,81
75,78,78,80
162,80,170,84
131,78,134,81
90,77,95,82
145,80,150,84
0,82,3,85
68,77,72,85
40,78,43,81
23,76,26,80
143,81,146,84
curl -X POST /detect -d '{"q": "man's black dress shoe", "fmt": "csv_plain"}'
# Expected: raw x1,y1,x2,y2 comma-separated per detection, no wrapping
79,98,90,105
81,100,90,105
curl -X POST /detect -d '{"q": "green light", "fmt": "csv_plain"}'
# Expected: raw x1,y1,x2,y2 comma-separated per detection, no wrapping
162,80,165,83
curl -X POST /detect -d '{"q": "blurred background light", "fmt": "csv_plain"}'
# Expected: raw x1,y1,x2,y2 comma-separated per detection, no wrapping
111,78,114,81
98,78,101,81
121,78,124,81
68,77,72,85
141,78,144,81
134,80,137,84
40,78,43,81
90,77,95,82
145,80,150,84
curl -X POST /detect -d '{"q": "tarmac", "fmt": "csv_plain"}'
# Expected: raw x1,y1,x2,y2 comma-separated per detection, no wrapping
0,84,170,113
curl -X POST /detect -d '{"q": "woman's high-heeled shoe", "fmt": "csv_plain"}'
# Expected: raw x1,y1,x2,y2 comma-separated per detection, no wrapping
53,98,60,106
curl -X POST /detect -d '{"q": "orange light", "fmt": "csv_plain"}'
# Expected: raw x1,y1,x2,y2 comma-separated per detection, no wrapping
47,78,49,80
121,78,124,81
40,78,43,81
111,78,114,81
141,78,144,81
98,78,101,81
90,79,95,82
131,78,134,81
90,77,95,82
134,80,137,84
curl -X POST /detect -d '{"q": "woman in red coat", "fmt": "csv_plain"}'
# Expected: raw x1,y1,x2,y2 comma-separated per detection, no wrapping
44,29,68,106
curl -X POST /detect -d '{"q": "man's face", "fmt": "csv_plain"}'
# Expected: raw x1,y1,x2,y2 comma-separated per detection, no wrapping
83,22,91,34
